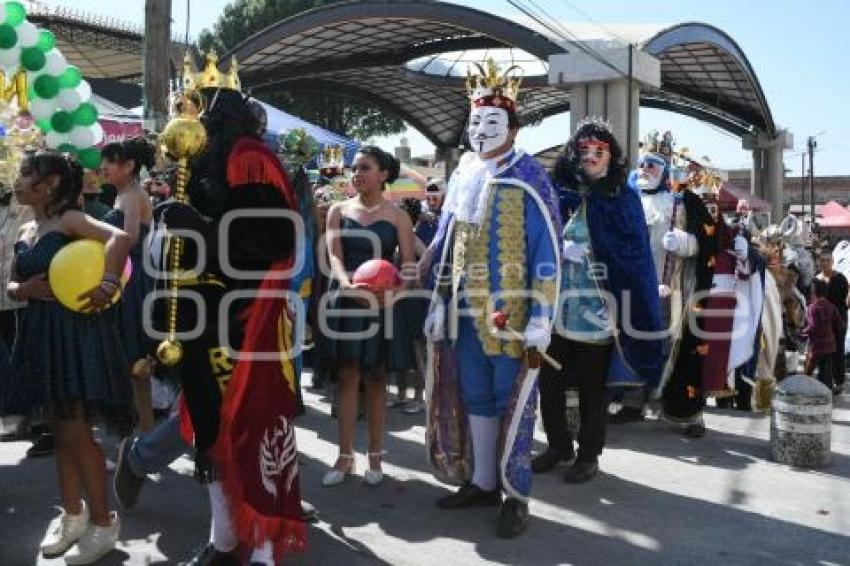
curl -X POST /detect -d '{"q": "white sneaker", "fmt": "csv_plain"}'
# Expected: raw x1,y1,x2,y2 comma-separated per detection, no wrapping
64,512,120,565
40,502,89,557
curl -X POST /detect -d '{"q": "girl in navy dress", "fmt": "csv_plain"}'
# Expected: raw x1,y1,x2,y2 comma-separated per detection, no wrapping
3,152,131,563
323,146,416,486
100,138,156,431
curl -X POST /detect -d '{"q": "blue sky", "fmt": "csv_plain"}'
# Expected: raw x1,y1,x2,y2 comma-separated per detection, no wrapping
49,0,850,175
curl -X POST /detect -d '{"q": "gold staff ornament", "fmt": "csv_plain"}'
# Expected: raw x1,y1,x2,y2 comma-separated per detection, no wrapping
156,49,241,366
155,115,207,366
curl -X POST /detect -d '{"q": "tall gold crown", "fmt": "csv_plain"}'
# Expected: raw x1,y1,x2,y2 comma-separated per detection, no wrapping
320,144,344,167
182,51,241,94
465,58,522,107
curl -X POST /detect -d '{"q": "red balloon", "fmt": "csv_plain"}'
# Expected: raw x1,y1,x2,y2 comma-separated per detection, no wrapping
351,259,401,292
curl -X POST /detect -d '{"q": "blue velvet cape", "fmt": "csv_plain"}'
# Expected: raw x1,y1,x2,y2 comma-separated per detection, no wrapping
557,180,665,387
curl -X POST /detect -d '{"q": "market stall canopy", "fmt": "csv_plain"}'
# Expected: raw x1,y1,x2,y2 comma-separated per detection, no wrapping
817,201,850,228
385,165,429,201
89,94,143,145
257,100,359,164
91,93,140,122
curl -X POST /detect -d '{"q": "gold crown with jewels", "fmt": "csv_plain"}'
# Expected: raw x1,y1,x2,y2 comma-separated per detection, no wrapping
465,58,522,110
182,51,241,94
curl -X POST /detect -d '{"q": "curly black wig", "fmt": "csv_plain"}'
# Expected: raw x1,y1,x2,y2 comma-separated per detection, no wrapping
551,119,627,197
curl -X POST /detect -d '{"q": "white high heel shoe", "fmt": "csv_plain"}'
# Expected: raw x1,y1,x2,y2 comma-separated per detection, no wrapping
364,452,384,486
322,454,355,487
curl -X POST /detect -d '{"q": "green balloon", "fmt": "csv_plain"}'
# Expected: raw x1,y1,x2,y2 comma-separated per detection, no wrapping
51,110,74,133
57,143,77,154
21,46,46,72
36,30,55,52
78,147,101,170
73,102,98,126
58,66,82,89
34,75,59,99
36,118,52,132
0,24,16,49
27,84,36,100
4,2,26,27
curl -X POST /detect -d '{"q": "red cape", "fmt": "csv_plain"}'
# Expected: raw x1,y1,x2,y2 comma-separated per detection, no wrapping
213,137,306,558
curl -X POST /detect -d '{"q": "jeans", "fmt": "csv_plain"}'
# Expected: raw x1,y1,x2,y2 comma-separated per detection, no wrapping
127,412,189,477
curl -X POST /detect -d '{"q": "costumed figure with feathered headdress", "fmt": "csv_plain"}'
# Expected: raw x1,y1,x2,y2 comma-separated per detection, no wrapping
422,59,561,537
661,158,767,425
608,130,693,424
656,153,724,435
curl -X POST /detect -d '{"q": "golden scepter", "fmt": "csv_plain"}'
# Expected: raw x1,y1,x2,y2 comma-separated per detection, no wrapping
155,114,207,366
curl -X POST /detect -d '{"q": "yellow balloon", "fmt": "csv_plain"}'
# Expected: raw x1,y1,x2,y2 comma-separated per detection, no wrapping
48,239,110,312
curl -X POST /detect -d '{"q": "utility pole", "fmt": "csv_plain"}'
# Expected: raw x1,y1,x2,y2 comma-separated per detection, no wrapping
143,0,172,132
808,135,816,222
801,151,806,217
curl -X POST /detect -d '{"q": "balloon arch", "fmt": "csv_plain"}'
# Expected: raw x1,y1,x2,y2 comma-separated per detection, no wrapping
0,1,102,169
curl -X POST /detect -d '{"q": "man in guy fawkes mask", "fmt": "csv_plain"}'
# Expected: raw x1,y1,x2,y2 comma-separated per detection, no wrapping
422,59,561,538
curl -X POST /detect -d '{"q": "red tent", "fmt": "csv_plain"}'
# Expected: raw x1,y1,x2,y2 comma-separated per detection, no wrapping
717,182,772,212
817,200,850,227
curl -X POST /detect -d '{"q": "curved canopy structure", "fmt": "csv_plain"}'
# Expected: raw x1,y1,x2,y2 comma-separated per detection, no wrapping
224,0,776,146
641,23,775,137
28,4,187,81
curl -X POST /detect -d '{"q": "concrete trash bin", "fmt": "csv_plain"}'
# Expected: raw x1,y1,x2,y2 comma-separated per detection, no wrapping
770,374,832,468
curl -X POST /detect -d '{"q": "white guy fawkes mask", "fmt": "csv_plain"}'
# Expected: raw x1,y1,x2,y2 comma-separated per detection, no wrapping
468,106,510,155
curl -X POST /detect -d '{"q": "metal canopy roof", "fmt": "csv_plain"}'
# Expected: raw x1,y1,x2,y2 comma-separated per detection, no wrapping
224,1,776,146
28,5,188,81
642,23,776,137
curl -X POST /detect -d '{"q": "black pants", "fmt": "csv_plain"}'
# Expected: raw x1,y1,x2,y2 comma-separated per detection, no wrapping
833,327,846,387
539,335,612,462
805,353,834,390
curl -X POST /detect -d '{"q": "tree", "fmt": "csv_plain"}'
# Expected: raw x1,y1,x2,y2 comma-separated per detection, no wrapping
144,0,172,131
198,0,405,140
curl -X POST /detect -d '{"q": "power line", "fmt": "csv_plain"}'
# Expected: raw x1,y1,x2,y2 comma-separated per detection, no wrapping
506,0,628,80
553,0,632,47
527,0,630,79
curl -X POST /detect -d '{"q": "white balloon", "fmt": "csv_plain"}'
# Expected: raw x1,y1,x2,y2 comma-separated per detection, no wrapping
46,130,67,149
70,125,95,148
76,80,92,102
44,49,66,76
0,45,22,72
0,6,7,24
29,97,56,121
57,87,82,111
91,122,104,145
17,22,39,48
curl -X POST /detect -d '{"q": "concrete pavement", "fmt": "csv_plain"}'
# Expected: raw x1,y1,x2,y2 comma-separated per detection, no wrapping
1,374,848,565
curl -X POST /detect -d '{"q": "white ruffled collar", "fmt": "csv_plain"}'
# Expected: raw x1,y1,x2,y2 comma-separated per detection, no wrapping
443,149,523,225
